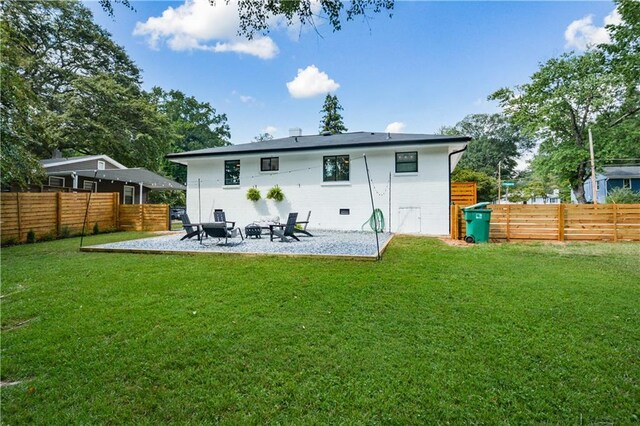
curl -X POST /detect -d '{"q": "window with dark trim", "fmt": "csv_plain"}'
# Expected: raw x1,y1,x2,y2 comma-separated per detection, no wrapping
323,155,349,182
48,176,65,187
395,151,418,173
623,178,632,189
261,157,279,172
224,160,240,185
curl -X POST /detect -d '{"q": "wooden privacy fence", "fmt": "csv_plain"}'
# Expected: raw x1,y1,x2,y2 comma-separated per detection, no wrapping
1,192,169,244
119,204,169,232
451,182,477,206
451,203,640,242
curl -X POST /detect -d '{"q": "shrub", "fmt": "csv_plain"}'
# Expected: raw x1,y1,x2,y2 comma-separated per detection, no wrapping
59,226,71,239
26,230,36,244
266,185,285,202
39,232,56,242
606,187,640,204
93,222,100,235
246,187,261,202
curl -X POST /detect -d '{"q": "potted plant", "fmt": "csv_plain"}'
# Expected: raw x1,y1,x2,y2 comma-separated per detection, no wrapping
246,187,261,201
266,185,285,202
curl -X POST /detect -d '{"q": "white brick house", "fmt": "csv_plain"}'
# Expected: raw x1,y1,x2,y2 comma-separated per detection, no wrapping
167,131,470,235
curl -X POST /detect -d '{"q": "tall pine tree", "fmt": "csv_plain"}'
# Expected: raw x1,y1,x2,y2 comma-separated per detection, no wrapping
319,94,348,134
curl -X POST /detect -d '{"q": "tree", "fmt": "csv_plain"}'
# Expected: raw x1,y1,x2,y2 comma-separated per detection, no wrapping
451,168,498,202
98,0,394,39
440,114,534,178
148,87,231,183
253,133,274,142
490,51,629,203
319,94,348,134
1,0,175,186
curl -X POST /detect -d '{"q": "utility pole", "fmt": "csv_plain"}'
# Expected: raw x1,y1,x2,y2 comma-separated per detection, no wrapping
589,128,598,204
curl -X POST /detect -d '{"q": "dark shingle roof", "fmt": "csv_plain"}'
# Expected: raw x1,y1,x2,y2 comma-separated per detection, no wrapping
166,132,471,161
41,155,97,166
603,165,640,179
49,168,185,190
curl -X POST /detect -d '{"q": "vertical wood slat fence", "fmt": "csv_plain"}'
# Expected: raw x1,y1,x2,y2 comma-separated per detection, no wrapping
1,192,169,244
451,182,477,206
451,204,640,242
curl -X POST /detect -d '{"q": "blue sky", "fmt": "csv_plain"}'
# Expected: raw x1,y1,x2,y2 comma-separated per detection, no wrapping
88,1,618,145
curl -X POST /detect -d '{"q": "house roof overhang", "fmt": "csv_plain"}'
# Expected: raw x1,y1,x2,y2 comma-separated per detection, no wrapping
47,168,185,191
166,132,471,165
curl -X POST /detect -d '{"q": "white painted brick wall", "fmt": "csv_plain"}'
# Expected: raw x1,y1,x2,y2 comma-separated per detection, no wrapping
185,144,457,235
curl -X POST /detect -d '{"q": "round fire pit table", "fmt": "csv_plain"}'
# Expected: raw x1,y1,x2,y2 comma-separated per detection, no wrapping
244,224,262,239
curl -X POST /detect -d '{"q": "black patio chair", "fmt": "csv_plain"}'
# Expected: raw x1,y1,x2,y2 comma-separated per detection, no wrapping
295,211,313,237
201,222,244,245
270,212,299,242
180,213,202,241
214,209,235,230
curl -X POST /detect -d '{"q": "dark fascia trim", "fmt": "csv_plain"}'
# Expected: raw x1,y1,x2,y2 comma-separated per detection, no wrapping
165,136,472,160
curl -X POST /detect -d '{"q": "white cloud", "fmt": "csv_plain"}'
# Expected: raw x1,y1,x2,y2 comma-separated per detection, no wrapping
564,8,621,51
264,126,278,135
286,65,340,98
239,95,255,103
385,122,406,133
133,0,278,59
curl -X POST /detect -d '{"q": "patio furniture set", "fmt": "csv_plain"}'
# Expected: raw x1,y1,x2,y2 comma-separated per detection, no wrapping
180,211,312,245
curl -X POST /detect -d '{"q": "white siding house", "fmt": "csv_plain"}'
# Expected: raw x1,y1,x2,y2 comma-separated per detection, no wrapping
167,132,470,235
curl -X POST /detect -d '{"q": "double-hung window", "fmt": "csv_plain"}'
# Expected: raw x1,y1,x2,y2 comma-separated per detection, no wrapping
225,160,240,185
323,155,350,182
49,176,65,187
261,157,279,172
123,185,135,204
83,180,96,192
622,178,632,189
395,151,418,173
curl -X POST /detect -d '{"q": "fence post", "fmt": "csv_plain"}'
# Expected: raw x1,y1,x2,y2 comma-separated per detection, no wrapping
56,192,62,236
558,203,565,241
113,192,119,230
506,204,511,242
613,204,618,242
16,193,22,242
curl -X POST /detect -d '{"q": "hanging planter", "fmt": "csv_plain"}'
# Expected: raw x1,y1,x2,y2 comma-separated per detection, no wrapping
246,187,261,202
266,185,285,202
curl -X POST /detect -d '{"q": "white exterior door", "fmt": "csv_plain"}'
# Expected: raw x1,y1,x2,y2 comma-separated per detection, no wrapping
396,207,421,233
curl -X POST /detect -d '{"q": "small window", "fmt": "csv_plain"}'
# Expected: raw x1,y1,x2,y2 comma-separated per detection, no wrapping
323,155,350,182
622,179,632,189
224,160,240,185
83,180,96,192
396,151,418,173
49,176,65,187
261,157,279,172
339,209,350,215
123,185,135,204
97,160,105,170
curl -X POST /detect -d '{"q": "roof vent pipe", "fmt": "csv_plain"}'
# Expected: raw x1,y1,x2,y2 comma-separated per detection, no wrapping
387,132,391,140
289,128,302,137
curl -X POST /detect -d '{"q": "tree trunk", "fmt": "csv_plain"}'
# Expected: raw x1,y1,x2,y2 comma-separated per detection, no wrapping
573,182,587,204
573,162,588,204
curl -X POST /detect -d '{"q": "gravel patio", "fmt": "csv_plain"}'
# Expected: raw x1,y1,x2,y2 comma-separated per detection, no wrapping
81,230,394,259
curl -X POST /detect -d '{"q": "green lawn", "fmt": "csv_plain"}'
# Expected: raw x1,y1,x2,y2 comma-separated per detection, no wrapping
1,233,639,424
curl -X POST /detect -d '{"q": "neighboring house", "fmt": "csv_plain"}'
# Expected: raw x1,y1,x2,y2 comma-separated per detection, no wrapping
167,131,470,235
573,165,640,203
526,189,561,205
40,154,185,204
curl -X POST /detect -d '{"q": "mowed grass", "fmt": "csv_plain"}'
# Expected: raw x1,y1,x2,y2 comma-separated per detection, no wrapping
1,233,639,424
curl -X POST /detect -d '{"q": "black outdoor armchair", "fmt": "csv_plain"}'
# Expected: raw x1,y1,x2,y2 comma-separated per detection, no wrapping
214,209,235,229
270,212,299,242
201,222,244,245
180,213,202,241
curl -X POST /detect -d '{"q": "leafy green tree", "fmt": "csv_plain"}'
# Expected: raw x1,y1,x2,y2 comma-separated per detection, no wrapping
253,133,274,142
148,87,230,183
0,15,46,188
98,0,394,39
606,187,640,204
319,94,348,134
440,114,533,178
451,168,498,202
490,51,629,203
1,0,175,185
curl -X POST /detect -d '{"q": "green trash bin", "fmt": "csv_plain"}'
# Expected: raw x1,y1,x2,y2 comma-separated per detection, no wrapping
463,202,492,244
